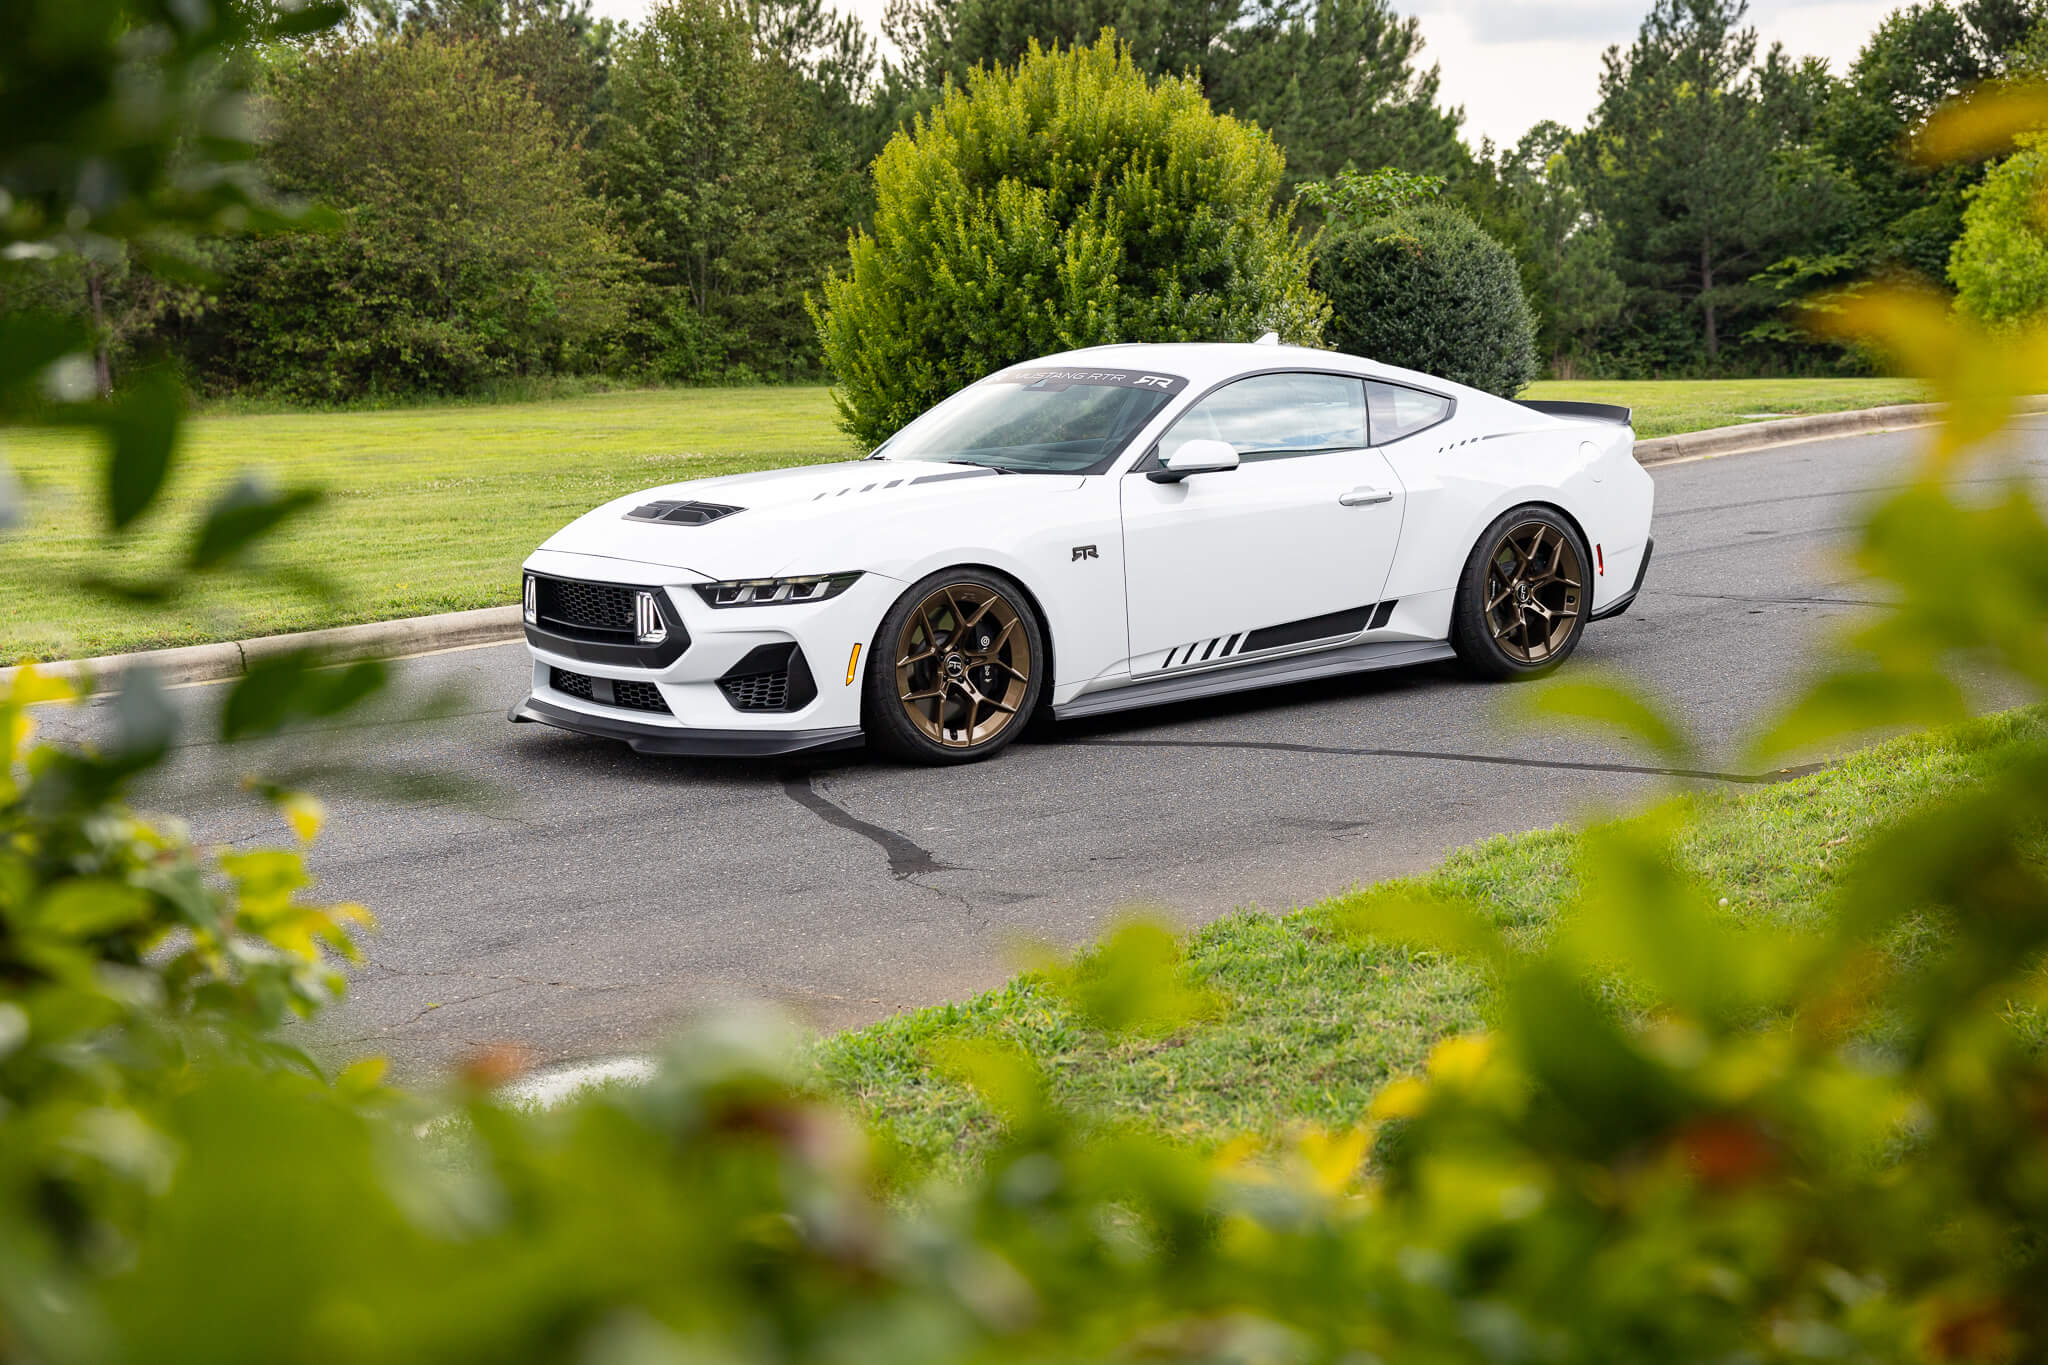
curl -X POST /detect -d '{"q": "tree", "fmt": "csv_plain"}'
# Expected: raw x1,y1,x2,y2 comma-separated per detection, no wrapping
203,31,631,400
590,0,859,381
879,0,1465,188
810,34,1326,445
1313,197,1538,395
1949,132,2048,323
1578,0,1825,368
392,0,616,134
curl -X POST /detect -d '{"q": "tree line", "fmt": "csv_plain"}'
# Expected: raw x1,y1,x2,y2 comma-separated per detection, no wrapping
5,0,2045,402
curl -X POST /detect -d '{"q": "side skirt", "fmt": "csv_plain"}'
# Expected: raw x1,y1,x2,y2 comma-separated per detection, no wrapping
1052,638,1457,722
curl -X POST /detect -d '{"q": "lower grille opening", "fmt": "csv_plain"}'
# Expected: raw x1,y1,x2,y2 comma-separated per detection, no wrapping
715,643,818,713
720,670,790,711
551,667,672,715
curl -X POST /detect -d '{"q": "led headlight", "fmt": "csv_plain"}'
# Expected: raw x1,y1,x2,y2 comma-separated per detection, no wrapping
693,572,862,609
523,574,537,624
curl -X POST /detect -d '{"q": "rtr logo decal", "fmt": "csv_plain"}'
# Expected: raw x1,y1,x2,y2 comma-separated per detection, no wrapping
1072,544,1099,561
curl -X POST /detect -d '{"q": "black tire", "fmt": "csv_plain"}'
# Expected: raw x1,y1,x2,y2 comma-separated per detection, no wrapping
863,567,1047,765
1449,504,1591,681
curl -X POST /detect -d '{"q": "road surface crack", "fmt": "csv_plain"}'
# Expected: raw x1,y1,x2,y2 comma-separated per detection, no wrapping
1078,737,1825,786
781,772,957,879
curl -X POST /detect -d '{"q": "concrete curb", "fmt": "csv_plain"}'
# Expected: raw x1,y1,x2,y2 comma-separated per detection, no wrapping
1632,402,1942,466
3,605,523,695
10,397,2030,696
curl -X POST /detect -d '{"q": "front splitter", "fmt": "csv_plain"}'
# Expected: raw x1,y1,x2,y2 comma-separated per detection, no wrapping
509,694,864,758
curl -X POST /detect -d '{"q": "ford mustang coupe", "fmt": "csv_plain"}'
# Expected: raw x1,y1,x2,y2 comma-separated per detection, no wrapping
510,340,1654,764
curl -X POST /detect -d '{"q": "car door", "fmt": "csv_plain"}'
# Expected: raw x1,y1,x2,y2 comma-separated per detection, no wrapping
1119,371,1407,673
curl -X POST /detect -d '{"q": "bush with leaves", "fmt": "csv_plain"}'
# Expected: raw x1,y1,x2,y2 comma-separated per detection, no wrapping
811,32,1327,446
1313,197,1539,395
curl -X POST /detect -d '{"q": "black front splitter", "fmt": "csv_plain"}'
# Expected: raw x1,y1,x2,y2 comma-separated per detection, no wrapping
508,695,864,758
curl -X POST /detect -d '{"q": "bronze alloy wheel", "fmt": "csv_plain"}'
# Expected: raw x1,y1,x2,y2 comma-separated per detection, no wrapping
894,582,1033,749
1482,519,1584,664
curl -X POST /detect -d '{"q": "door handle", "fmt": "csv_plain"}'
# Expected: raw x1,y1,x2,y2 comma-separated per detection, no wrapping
1339,487,1394,507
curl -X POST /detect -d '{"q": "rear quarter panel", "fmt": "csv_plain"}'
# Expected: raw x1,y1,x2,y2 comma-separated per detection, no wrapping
1378,418,1653,637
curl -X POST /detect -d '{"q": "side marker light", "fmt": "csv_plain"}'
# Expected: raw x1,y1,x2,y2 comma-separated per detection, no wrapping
845,642,862,685
1596,544,1605,576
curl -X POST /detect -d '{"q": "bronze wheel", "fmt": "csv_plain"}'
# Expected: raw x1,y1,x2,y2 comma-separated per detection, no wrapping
1450,505,1590,680
867,569,1045,763
1482,520,1584,664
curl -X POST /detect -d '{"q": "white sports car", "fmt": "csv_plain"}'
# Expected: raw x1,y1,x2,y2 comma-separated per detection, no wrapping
510,340,1654,764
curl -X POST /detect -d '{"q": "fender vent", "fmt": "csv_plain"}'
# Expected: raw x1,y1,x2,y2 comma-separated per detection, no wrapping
625,500,743,525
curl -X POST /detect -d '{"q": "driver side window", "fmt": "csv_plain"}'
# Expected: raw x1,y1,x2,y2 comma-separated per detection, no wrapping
1156,372,1368,465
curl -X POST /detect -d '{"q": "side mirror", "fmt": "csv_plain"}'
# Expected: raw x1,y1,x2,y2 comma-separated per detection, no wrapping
1147,439,1241,484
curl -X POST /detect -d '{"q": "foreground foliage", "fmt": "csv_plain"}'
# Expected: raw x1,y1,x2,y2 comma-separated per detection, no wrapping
810,34,1326,446
6,17,2048,1363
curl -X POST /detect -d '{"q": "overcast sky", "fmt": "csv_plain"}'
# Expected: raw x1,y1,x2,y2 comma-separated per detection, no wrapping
583,0,1907,148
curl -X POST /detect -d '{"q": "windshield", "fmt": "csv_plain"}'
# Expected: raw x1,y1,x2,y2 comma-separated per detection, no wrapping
875,367,1188,473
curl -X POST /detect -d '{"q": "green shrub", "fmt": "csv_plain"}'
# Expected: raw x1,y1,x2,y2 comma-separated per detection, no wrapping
810,33,1327,447
1950,132,2048,326
1315,201,1539,395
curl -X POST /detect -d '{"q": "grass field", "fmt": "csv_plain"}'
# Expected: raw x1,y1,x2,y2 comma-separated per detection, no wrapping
810,708,2043,1178
1,377,1927,661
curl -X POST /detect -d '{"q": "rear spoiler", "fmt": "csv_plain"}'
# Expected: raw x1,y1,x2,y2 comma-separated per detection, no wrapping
1514,399,1633,427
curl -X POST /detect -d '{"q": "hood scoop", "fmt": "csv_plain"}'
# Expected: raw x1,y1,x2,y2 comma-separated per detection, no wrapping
625,499,744,526
810,466,999,501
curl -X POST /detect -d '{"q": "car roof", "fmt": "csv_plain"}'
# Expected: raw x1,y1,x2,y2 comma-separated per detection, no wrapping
1033,341,1492,403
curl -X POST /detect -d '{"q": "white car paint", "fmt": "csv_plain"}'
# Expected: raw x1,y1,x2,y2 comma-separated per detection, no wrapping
511,342,1655,756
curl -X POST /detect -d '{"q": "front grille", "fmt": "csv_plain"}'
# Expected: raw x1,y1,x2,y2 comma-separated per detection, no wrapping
720,669,790,711
537,578,637,634
550,667,672,715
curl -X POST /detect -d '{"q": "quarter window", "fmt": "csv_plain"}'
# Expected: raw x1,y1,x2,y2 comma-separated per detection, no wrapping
1156,372,1367,465
1365,380,1451,443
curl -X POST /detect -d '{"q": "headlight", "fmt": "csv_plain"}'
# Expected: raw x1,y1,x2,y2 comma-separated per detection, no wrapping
523,574,537,624
693,572,862,609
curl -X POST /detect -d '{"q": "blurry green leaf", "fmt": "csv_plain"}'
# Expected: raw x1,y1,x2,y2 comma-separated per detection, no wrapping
1339,891,1511,975
109,665,176,760
930,1038,1045,1128
187,476,324,571
1561,817,1814,1021
1748,666,1968,762
1510,676,1693,764
100,372,183,531
1042,918,1217,1037
1909,81,2048,165
33,880,151,936
220,650,386,741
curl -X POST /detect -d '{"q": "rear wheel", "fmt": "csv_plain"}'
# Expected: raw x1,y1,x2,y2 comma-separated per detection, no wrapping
863,568,1045,764
1449,505,1589,680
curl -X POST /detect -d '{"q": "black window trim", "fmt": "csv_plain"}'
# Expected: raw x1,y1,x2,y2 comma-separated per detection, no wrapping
1127,367,1457,474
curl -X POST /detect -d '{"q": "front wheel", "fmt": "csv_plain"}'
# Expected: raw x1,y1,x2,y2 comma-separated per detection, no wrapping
1449,505,1590,680
863,568,1046,764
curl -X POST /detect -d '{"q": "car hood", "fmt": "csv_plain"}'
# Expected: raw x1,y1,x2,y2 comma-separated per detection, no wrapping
537,459,1088,579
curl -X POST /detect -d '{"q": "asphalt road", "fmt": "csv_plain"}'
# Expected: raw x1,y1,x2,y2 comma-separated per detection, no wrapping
35,422,2048,1080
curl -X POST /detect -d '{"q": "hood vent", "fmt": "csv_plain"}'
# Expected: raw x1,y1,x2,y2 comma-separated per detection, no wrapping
625,499,743,526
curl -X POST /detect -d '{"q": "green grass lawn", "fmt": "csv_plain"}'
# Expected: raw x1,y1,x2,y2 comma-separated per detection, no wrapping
811,709,2043,1178
1,377,1926,661
1523,376,1927,438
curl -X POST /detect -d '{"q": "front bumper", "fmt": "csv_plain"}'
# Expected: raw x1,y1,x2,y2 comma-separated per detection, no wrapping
508,694,863,757
508,548,898,754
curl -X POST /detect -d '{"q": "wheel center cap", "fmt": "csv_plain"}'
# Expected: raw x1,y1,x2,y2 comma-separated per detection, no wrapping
944,653,968,680
1516,582,1534,607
